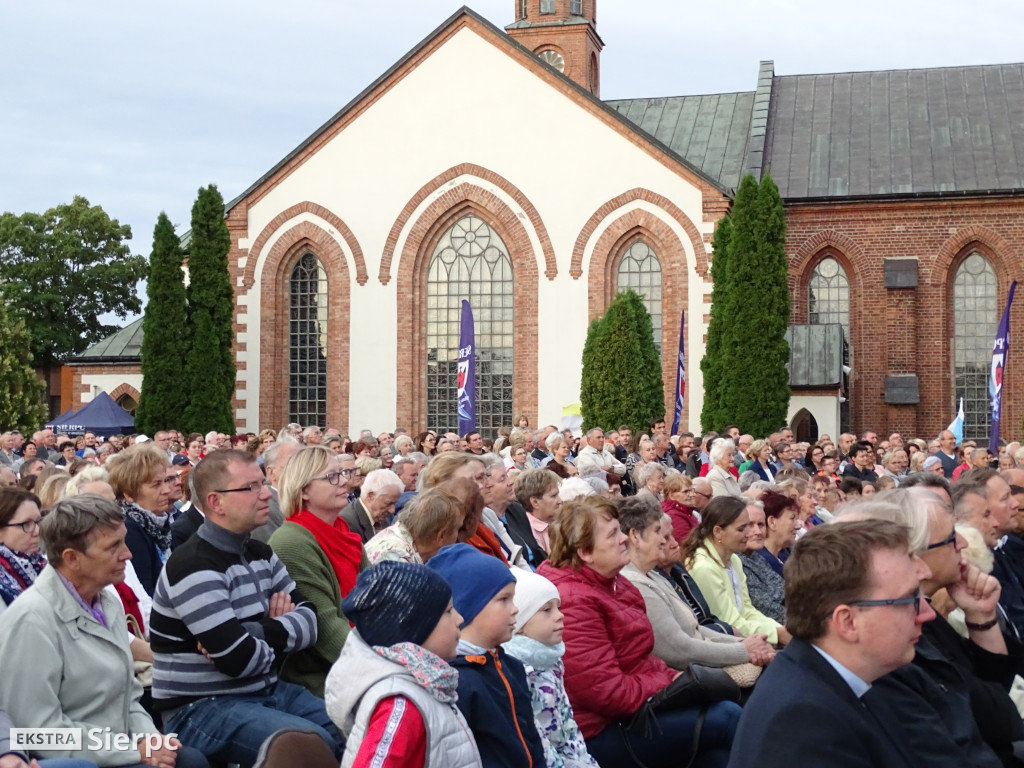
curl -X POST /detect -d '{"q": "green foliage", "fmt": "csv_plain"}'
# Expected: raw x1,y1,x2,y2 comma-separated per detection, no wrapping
714,173,791,437
0,302,47,433
181,186,235,435
0,196,147,367
580,290,664,434
700,214,732,432
136,212,188,434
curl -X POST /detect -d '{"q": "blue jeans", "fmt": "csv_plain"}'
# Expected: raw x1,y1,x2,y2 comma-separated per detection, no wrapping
586,701,742,768
163,682,342,766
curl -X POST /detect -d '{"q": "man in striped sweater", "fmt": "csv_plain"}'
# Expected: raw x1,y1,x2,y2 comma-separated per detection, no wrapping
150,449,343,765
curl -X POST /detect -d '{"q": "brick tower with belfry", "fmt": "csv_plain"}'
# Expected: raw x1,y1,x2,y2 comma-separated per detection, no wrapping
506,0,604,96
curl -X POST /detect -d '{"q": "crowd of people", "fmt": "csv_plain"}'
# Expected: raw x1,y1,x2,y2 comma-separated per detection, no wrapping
1,417,1024,767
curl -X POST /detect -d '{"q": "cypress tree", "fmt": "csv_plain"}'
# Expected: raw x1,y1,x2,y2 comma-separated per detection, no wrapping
700,214,732,432
580,290,663,433
135,212,187,434
181,185,236,435
718,174,790,437
0,302,47,433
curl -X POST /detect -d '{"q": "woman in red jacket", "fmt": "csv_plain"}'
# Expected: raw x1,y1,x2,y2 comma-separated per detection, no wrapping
536,495,740,768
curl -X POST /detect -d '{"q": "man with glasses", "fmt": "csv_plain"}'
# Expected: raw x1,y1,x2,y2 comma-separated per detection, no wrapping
252,440,300,544
873,488,1019,766
151,449,342,765
729,520,932,767
691,477,712,516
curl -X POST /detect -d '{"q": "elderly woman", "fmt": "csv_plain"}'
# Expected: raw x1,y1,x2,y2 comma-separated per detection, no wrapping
625,438,657,486
0,494,205,768
0,488,44,610
515,467,562,555
661,472,699,544
740,491,799,624
365,488,463,564
107,443,172,596
635,461,666,504
778,476,823,531
340,467,404,543
536,496,740,767
707,439,741,497
683,495,790,646
743,439,775,483
269,445,367,696
393,434,414,458
545,433,577,479
619,497,766,676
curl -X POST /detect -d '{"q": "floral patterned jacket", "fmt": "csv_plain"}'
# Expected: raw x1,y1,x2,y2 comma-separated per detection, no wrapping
503,635,598,768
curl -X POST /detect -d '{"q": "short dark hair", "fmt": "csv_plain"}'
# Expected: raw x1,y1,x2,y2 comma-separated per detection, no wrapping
785,519,910,641
649,418,666,430
191,450,256,510
462,431,480,442
850,441,873,460
839,477,863,495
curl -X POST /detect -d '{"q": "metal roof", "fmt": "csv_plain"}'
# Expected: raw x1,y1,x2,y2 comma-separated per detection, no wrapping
764,63,1024,199
606,92,755,192
68,317,143,363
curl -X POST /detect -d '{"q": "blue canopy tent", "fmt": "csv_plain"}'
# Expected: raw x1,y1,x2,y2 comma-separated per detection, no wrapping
45,392,135,437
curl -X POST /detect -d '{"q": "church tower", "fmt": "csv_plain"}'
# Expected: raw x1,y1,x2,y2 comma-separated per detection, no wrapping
506,0,604,97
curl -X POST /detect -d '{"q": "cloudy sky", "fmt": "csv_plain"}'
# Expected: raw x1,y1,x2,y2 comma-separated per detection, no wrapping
3,0,1022,308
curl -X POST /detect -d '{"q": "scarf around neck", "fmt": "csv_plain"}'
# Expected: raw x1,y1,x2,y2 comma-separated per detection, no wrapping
0,543,45,605
289,510,363,596
502,634,565,671
121,500,172,552
374,641,459,703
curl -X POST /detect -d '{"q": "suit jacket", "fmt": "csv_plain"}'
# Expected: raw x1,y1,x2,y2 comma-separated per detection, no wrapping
250,489,285,544
748,461,775,483
728,638,918,768
170,504,204,550
340,498,375,544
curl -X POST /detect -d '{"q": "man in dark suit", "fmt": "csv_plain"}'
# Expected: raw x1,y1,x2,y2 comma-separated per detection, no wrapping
728,520,934,768
170,472,204,551
340,468,403,544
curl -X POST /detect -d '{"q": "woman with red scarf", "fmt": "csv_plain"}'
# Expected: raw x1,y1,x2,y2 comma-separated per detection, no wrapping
269,445,367,696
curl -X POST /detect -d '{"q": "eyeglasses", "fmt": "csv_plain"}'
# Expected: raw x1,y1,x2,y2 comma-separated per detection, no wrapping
925,528,959,551
215,480,272,494
847,591,922,613
310,471,347,485
2,518,41,534
693,491,711,499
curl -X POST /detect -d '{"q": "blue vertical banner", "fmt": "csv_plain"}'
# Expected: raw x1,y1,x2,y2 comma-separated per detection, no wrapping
989,280,1017,454
671,311,686,436
457,299,477,438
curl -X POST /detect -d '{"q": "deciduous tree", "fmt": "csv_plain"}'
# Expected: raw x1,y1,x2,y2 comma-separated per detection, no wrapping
0,302,47,433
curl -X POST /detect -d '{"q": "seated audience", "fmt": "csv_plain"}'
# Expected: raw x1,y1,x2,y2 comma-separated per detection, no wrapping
0,488,44,611
740,490,800,624
340,468,404,543
365,488,463,564
150,449,342,765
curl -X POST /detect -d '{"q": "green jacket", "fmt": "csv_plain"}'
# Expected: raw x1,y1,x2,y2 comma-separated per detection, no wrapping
269,521,368,696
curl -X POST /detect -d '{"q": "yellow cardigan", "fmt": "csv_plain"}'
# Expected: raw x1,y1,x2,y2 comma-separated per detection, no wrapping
689,542,781,644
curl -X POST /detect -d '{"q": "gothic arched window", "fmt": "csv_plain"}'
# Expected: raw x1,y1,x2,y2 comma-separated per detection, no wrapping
426,215,514,438
808,256,851,432
616,239,662,354
288,252,328,425
953,252,997,441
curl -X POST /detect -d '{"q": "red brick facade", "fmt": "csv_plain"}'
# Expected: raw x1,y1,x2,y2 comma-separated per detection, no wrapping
508,0,603,96
786,196,1024,441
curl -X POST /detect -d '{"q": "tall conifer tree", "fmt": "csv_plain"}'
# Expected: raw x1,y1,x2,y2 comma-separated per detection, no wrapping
718,174,790,436
700,214,733,432
136,212,187,434
0,303,47,433
181,185,235,435
580,290,663,433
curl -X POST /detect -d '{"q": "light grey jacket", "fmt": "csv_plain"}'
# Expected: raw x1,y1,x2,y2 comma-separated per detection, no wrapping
621,562,749,670
326,631,482,768
0,566,157,766
707,465,742,497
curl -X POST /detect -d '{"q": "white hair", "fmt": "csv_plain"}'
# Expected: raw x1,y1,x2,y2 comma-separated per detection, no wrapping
583,475,610,495
635,461,666,487
709,438,736,466
559,477,595,502
394,434,414,451
362,468,404,496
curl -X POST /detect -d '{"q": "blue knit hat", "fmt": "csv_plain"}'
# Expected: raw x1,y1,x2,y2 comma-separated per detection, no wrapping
427,543,516,627
342,561,452,648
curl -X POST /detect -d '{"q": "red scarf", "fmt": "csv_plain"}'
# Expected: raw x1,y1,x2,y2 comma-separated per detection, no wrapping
289,510,363,597
467,525,509,565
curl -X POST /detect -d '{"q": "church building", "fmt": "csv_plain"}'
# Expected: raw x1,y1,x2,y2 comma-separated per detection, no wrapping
69,2,1024,444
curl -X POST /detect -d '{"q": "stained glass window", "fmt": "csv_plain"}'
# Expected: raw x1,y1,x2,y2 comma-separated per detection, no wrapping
616,239,662,354
289,253,328,425
953,252,997,442
426,215,513,439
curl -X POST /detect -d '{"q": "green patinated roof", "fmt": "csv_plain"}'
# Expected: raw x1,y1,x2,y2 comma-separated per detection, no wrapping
606,92,756,192
69,317,143,363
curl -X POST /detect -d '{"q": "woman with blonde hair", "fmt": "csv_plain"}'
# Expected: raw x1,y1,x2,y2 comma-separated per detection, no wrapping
365,488,464,564
270,445,367,696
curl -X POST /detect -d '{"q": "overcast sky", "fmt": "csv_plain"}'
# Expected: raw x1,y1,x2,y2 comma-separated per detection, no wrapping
3,0,1022,316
